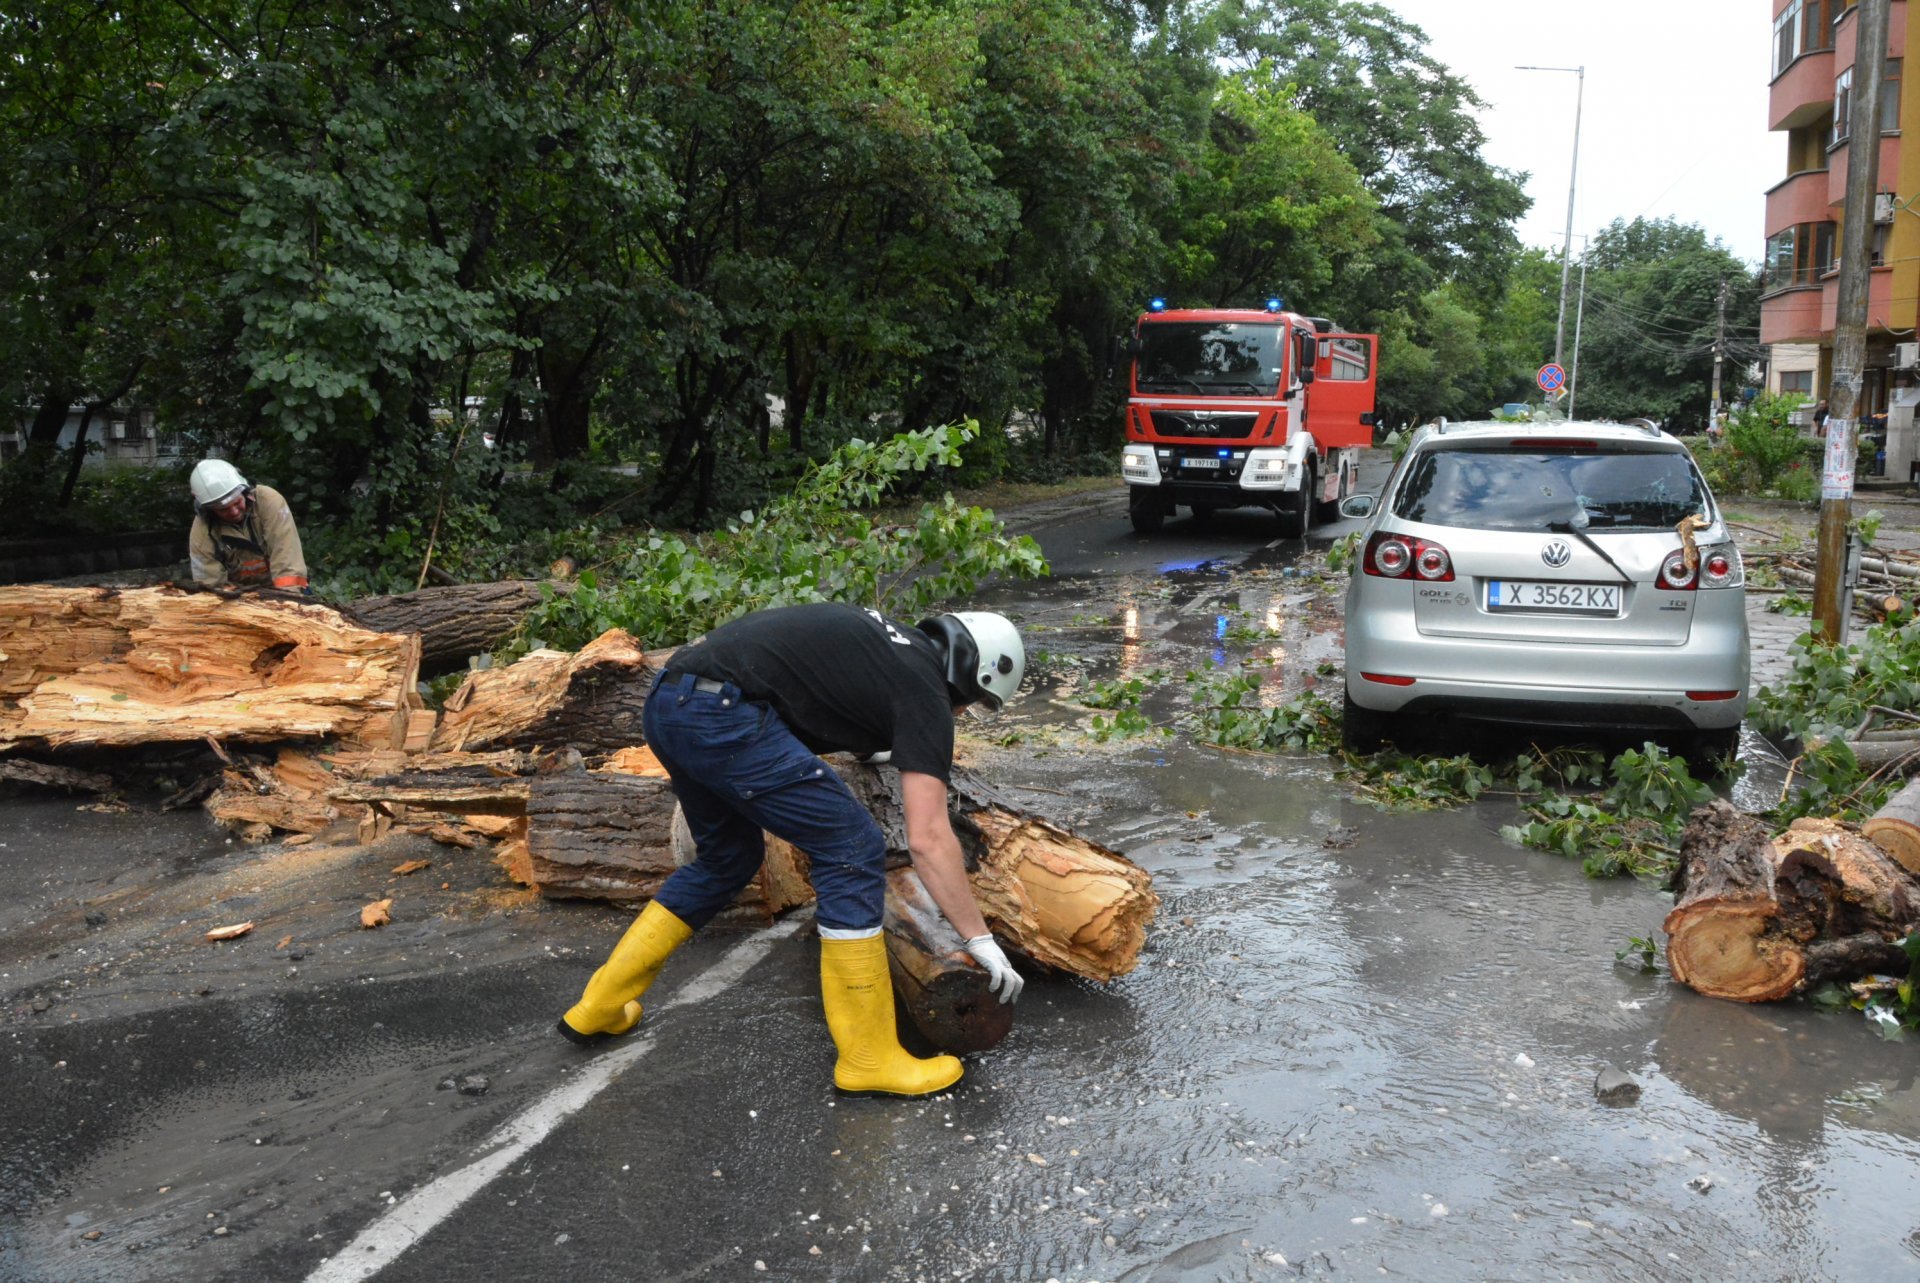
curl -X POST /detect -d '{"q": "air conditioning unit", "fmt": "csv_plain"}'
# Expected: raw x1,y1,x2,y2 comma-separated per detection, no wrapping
1898,340,1920,370
1876,192,1899,224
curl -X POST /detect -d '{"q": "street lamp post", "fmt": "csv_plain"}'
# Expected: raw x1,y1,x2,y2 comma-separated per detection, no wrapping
1516,64,1586,370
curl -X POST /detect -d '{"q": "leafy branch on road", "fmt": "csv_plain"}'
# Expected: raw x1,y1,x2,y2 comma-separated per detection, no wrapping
518,426,1049,652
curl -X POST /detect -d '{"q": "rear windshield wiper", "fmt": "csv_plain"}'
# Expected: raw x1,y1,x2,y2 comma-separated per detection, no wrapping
1545,520,1633,584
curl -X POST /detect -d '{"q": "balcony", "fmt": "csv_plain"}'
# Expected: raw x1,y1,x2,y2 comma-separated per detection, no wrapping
1761,283,1826,344
1771,49,1836,130
1765,169,1833,234
1761,265,1896,344
1830,133,1904,202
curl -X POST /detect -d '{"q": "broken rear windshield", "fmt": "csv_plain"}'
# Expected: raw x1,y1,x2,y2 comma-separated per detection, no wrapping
1135,322,1283,395
1393,447,1708,531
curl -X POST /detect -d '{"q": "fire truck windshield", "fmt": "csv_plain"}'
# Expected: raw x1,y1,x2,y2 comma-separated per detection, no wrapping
1135,322,1283,396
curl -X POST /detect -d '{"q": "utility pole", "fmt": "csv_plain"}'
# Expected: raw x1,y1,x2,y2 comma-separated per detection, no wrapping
1709,279,1729,432
1569,252,1589,419
1517,64,1586,368
1816,0,1891,643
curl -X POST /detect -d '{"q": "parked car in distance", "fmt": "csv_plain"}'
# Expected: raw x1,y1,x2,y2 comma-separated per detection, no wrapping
1339,420,1749,763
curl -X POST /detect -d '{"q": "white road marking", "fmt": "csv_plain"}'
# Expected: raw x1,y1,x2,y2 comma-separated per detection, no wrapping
304,915,812,1283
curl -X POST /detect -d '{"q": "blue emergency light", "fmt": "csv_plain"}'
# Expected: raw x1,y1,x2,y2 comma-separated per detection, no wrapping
1147,297,1168,312
1264,296,1285,312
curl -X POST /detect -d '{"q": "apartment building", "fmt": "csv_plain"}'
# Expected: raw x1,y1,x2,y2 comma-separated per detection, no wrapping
1763,0,1920,473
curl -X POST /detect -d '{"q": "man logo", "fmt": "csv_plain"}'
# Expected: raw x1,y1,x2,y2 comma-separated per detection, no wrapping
1541,540,1573,569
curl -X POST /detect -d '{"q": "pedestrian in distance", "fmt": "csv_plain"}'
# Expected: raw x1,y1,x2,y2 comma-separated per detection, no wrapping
1812,399,1830,438
557,601,1027,1098
187,459,310,592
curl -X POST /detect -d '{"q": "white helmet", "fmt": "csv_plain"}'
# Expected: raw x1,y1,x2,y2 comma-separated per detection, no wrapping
917,611,1026,711
190,459,249,512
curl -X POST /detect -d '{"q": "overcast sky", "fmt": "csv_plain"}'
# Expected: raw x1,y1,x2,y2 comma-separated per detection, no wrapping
1382,0,1776,265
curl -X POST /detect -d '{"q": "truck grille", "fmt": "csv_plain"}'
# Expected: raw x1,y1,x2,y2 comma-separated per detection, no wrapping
1149,410,1259,440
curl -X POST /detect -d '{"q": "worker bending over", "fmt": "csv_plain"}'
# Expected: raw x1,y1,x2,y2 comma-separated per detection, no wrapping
187,459,309,591
559,602,1026,1097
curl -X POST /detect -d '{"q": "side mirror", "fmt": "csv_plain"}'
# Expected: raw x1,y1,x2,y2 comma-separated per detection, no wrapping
1338,494,1377,520
1298,368,1315,385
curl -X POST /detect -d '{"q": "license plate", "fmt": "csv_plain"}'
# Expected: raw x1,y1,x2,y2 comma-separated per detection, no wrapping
1486,580,1621,614
1183,456,1222,469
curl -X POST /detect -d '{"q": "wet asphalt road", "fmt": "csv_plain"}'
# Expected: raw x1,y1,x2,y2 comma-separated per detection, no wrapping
7,455,1920,1281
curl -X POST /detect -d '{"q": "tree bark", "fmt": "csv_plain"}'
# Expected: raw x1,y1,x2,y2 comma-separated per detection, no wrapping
1664,800,1920,1002
344,580,573,674
884,864,1013,1053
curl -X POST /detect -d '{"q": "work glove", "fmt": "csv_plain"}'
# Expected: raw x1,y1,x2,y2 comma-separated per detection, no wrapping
964,933,1023,1004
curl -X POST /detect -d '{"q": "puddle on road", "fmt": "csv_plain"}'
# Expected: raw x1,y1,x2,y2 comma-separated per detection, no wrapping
936,555,1920,1281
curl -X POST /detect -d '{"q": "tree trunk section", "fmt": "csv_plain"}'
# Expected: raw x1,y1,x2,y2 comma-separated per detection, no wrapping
345,580,572,675
1863,778,1920,873
0,586,419,751
430,628,655,754
1664,800,1920,1002
884,865,1012,1053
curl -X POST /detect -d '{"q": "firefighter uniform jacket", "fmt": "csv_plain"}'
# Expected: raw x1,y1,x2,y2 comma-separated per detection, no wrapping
188,484,309,590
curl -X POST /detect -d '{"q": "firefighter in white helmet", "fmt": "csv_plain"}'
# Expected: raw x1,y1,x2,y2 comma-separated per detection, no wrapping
187,459,310,592
557,602,1027,1097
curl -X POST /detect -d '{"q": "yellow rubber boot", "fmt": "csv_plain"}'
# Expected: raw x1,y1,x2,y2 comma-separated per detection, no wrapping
820,933,964,1097
558,900,694,1045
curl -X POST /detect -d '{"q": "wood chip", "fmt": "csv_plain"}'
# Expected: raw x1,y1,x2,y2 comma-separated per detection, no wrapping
276,934,294,950
204,921,255,942
284,833,315,846
360,899,393,929
391,859,432,876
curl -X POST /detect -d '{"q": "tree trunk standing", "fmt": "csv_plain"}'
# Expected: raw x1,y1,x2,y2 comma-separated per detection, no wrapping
1664,801,1920,1002
537,327,606,463
55,402,98,509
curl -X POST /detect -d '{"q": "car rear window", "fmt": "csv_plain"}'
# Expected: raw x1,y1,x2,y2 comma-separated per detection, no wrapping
1393,446,1707,532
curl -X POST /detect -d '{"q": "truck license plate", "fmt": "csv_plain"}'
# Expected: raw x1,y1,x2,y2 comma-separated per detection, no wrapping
1183,457,1222,469
1486,581,1621,614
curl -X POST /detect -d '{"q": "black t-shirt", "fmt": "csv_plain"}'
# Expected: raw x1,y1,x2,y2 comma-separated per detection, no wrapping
663,602,956,781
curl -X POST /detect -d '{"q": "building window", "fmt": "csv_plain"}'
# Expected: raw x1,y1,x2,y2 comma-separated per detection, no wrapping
1780,370,1814,394
1777,0,1805,78
1765,221,1837,290
1801,0,1833,54
1834,59,1901,144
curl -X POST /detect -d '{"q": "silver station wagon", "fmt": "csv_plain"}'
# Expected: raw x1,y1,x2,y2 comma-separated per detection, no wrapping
1339,420,1750,761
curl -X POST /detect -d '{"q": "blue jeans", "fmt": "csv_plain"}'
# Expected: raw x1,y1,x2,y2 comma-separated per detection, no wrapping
642,672,887,932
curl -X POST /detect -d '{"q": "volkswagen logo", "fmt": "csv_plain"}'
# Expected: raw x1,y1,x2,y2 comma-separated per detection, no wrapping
1541,540,1573,568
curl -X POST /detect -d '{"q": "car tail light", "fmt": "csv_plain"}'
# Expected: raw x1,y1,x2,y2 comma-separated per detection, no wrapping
1686,690,1740,701
1365,532,1454,581
1656,550,1697,590
1699,542,1743,589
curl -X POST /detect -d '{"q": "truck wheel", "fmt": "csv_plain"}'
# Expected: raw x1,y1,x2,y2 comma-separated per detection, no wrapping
1128,489,1167,533
1276,464,1313,538
1342,688,1389,755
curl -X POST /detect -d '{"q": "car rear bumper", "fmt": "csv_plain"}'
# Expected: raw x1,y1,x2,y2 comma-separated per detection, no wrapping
1345,598,1750,730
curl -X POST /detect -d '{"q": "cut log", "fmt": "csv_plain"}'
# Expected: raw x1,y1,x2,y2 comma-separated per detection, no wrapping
837,761,1156,982
1845,738,1920,772
884,865,1012,1053
429,628,655,754
1664,801,1920,1002
1863,777,1920,874
343,580,572,675
0,586,419,751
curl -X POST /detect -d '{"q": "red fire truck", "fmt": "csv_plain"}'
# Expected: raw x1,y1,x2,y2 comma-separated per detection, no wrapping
1118,299,1379,535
